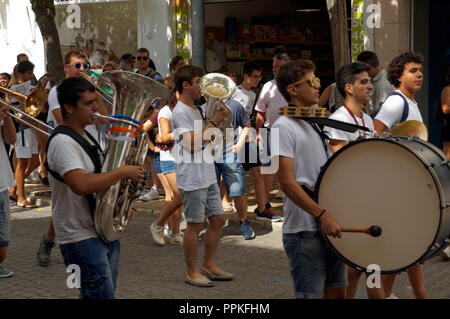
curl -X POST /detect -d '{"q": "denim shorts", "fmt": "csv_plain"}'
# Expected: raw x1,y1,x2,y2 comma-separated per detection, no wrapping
59,238,120,299
282,231,347,299
0,190,11,246
181,183,224,223
160,160,175,174
215,152,245,197
153,152,162,174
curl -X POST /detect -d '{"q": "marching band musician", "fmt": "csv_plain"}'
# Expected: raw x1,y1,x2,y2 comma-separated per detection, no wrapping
37,49,110,268
46,77,144,299
323,62,384,299
272,60,347,299
171,65,233,287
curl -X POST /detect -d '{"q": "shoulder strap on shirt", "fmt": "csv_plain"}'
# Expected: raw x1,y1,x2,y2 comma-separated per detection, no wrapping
371,91,409,122
44,125,102,215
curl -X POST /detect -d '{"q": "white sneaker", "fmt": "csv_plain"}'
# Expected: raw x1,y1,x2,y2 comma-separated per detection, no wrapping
169,233,183,245
385,293,399,299
139,187,159,201
25,170,41,184
149,223,165,246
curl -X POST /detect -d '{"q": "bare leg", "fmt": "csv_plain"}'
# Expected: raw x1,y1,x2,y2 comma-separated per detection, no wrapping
183,222,203,279
263,173,275,205
323,287,346,299
202,214,226,274
443,141,450,159
46,218,56,241
407,265,427,299
232,195,247,222
346,267,362,299
250,166,266,212
0,246,7,263
382,274,396,298
155,173,182,229
16,158,29,205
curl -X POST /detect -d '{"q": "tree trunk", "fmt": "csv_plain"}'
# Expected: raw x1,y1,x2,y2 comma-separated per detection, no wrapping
326,0,351,108
30,0,65,86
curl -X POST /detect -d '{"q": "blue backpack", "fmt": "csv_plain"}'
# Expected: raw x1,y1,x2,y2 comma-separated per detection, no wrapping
371,92,409,123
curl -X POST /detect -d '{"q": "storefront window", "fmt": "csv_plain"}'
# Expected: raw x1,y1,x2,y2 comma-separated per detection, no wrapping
54,0,137,67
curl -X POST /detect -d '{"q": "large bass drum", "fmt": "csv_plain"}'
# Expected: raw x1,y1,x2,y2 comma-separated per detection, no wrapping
315,137,450,274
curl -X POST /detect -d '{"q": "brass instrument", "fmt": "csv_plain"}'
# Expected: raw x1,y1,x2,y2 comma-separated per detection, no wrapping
0,86,53,136
80,71,114,106
93,70,169,243
199,73,236,146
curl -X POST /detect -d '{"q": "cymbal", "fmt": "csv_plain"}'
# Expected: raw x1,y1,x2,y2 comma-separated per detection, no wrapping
390,120,428,141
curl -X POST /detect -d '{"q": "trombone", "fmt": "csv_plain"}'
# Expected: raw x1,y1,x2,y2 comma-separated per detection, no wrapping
0,86,53,136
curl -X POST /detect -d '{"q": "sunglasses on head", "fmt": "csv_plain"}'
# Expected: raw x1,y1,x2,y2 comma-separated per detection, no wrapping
292,77,321,88
136,56,148,61
68,63,88,69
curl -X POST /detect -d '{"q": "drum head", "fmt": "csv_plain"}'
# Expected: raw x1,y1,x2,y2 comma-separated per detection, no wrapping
317,139,441,273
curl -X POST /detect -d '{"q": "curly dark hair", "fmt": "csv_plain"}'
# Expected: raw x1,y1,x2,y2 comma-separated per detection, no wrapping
387,52,424,88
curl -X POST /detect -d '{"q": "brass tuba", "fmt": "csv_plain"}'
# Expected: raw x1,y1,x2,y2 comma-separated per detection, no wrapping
93,70,169,243
200,73,236,140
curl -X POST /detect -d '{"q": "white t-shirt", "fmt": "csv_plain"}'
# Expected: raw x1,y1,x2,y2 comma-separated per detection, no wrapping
171,101,217,191
157,105,175,162
324,105,374,141
374,90,423,130
272,116,329,234
254,80,288,129
0,121,15,192
232,85,256,119
47,85,59,125
47,133,99,245
46,85,105,151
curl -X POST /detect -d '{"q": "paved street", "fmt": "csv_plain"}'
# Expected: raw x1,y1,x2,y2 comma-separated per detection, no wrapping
1,176,449,299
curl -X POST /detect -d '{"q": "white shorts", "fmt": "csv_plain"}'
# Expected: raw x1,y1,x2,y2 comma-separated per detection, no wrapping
14,128,39,159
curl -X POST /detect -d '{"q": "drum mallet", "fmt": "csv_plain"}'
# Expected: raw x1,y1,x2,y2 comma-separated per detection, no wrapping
341,225,382,237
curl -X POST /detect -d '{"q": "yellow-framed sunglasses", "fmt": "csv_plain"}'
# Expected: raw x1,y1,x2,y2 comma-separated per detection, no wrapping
292,77,321,88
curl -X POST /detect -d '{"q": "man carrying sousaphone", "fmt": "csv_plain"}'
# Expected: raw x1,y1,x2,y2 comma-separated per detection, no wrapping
272,60,347,299
46,77,144,298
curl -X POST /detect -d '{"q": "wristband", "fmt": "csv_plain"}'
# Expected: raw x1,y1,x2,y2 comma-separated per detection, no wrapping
209,120,217,127
316,209,327,221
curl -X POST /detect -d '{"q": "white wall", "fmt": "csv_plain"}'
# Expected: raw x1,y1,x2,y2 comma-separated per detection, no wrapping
137,0,176,78
0,0,46,78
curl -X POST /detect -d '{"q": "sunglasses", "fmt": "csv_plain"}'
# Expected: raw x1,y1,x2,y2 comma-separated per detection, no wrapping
68,63,88,69
292,77,321,88
136,56,148,61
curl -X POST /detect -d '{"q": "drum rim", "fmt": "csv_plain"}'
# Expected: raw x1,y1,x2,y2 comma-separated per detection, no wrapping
314,136,446,274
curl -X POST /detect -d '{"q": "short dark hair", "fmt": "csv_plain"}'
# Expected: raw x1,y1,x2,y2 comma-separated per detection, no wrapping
136,47,150,56
170,56,184,72
274,45,288,56
57,77,95,119
64,48,87,65
17,61,34,75
173,65,205,94
357,51,380,68
387,52,424,88
0,72,11,82
17,53,28,63
242,62,262,76
336,62,371,98
276,60,316,102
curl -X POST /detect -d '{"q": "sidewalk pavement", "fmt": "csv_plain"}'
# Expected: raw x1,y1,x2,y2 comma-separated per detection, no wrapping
1,180,449,299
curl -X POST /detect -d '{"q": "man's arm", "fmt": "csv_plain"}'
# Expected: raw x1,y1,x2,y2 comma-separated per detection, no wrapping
373,119,388,133
329,139,348,154
277,155,342,238
0,108,16,145
233,122,251,154
63,165,144,196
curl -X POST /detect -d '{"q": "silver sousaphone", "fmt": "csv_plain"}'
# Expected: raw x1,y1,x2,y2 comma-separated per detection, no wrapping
94,70,169,243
